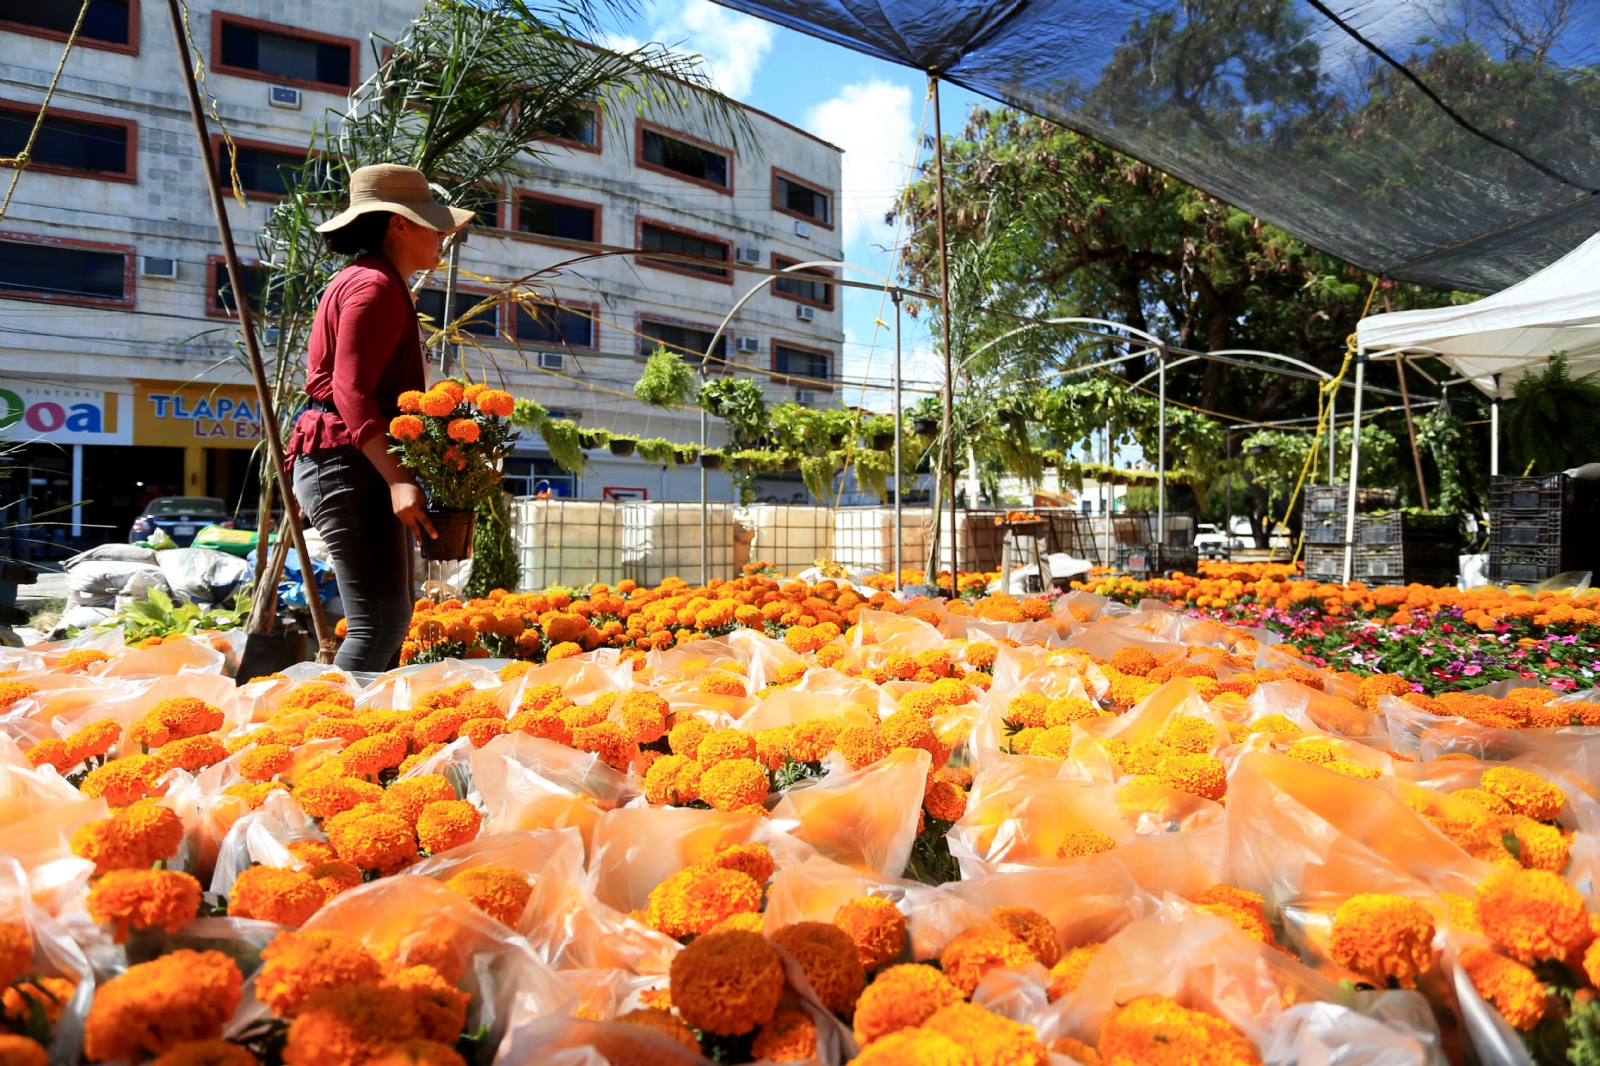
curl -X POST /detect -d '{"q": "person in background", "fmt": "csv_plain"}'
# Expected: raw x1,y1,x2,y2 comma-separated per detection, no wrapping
285,164,472,671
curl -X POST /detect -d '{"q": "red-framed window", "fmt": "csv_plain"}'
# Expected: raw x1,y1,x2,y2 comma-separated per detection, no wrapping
0,0,139,55
635,121,732,194
772,168,833,228
771,254,834,310
515,298,597,350
210,135,321,202
210,13,358,94
0,99,137,182
772,341,834,389
514,190,600,244
538,102,601,154
636,218,731,283
205,256,275,318
638,315,729,372
0,230,134,309
417,286,501,340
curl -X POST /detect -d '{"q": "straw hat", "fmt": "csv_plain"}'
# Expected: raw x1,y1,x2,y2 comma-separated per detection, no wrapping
316,163,475,233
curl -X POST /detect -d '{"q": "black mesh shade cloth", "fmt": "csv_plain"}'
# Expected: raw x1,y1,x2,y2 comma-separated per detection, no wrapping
711,0,1600,293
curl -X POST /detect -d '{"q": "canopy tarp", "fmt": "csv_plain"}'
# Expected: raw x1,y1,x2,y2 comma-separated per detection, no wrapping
1356,229,1600,398
711,0,1600,293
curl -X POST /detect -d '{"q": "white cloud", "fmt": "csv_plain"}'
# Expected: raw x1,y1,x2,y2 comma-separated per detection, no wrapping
635,1,776,100
804,80,917,250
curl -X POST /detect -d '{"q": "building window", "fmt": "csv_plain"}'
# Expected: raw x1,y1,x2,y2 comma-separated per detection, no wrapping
639,221,729,280
772,255,833,309
0,0,137,51
515,302,594,348
213,15,356,92
518,194,596,242
641,319,726,368
541,105,598,150
774,171,831,225
216,140,313,199
417,290,499,337
774,343,831,382
638,124,729,190
0,235,131,306
208,260,275,316
0,103,135,180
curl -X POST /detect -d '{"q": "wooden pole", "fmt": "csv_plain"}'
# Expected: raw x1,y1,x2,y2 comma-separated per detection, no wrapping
930,74,957,595
165,0,335,662
1383,296,1430,510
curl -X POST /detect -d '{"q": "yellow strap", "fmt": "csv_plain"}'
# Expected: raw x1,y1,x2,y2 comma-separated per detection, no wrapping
0,0,90,219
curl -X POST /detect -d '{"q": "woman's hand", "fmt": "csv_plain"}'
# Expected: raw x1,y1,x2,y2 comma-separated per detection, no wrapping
361,436,437,540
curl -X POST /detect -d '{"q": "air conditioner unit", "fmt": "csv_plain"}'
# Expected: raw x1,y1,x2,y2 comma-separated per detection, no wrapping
735,336,760,354
793,220,811,239
538,351,565,370
734,245,761,265
269,85,302,110
795,304,816,323
796,390,818,406
140,256,177,278
262,327,281,344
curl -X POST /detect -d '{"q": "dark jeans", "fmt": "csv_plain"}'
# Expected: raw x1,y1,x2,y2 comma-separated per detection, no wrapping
293,446,411,672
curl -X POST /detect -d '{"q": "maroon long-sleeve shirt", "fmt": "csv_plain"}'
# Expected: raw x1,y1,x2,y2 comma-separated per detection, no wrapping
287,254,426,461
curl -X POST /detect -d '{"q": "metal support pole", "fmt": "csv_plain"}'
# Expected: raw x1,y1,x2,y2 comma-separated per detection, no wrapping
165,0,334,661
1328,388,1337,483
1102,422,1111,568
439,238,461,377
1393,353,1429,509
930,74,957,596
699,397,708,586
70,444,82,538
1490,375,1501,476
1156,348,1166,564
892,290,903,593
1341,354,1368,585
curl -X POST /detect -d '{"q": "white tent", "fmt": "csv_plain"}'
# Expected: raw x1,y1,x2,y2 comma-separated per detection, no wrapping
1356,229,1600,399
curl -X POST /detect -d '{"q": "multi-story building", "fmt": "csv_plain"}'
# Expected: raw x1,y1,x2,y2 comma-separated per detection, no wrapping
0,0,844,558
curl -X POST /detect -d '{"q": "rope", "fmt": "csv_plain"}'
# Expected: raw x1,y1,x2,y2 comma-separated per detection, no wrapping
178,0,247,207
0,0,90,220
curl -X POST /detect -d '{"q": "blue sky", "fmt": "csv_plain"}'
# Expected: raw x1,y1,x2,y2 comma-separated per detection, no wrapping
607,1,989,411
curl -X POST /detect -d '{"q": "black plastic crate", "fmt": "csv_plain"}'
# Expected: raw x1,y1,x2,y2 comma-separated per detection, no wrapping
1489,544,1596,584
1490,508,1600,549
1304,514,1345,544
1304,485,1399,516
1303,546,1346,581
1489,474,1600,512
1357,512,1463,546
1357,542,1459,585
1115,544,1198,576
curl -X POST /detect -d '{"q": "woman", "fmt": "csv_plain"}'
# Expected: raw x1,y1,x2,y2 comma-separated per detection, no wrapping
287,163,473,671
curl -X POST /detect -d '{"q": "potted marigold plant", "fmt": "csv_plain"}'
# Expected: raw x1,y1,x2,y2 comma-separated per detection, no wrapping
390,380,519,560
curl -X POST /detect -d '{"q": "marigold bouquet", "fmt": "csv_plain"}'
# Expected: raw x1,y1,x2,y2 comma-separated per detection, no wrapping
389,381,518,512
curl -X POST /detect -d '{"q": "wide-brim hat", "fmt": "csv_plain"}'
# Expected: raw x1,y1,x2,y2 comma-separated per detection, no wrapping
316,163,476,233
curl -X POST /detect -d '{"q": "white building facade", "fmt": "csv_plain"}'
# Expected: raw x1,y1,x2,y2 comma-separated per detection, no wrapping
0,0,844,558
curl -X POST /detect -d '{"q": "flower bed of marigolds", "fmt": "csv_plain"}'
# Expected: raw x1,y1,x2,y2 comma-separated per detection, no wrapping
1,561,1599,1066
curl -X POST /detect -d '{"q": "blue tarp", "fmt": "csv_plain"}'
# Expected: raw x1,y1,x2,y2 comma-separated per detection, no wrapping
713,0,1600,292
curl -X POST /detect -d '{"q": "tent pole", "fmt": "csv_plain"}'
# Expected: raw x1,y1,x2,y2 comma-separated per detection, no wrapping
892,289,903,594
1490,375,1501,476
439,238,461,378
1156,347,1166,567
1328,388,1337,483
1342,354,1367,584
931,73,957,597
1394,353,1430,509
699,394,708,586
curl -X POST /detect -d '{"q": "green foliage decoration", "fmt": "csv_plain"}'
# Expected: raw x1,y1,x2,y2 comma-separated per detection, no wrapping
634,347,697,407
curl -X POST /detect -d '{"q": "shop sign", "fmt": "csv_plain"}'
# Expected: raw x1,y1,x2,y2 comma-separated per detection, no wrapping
134,381,264,449
0,378,133,445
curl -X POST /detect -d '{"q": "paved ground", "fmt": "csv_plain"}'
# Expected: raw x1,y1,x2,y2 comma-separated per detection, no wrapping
16,569,67,614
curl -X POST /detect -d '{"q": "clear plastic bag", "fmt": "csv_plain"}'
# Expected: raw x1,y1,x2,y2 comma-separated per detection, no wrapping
768,747,929,879
0,856,97,1066
471,733,639,853
494,1014,709,1066
589,805,770,914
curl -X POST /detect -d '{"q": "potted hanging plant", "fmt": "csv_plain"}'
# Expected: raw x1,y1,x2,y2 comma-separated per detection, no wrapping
634,346,698,407
577,428,609,450
608,435,637,457
390,381,520,561
674,444,700,465
781,452,800,471
636,438,679,467
700,448,725,470
862,414,897,451
539,418,586,474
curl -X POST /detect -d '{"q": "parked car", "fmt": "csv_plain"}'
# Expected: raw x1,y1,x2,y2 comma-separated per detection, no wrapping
129,497,232,547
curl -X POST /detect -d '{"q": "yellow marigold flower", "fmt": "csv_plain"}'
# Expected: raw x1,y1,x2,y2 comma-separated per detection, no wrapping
698,758,768,812
645,864,762,939
151,1039,258,1066
1048,943,1102,1001
255,930,384,1016
1585,936,1600,988
1099,995,1261,1066
940,925,1037,996
1161,716,1220,754
1050,1037,1101,1065
81,754,167,807
228,866,325,927
707,912,766,935
381,775,456,826
990,906,1058,967
1153,752,1228,801
790,718,843,763
1194,902,1276,947
696,729,757,768
669,929,785,1036
1474,868,1592,963
1058,828,1118,859
615,1008,701,1055
127,697,224,748
1109,647,1157,677
282,982,416,1066
0,922,31,991
1328,894,1435,987
71,801,184,874
1009,727,1042,754
1442,892,1479,933
1116,739,1173,776
1188,884,1267,919
853,1028,975,1066
1026,725,1075,760
772,921,865,1015
852,963,964,1046
920,1001,1048,1066
1286,737,1339,766
1246,713,1302,738
416,800,482,854
1506,817,1572,874
1006,694,1050,728
1460,945,1546,1030
668,718,711,759
0,1035,47,1066
750,1008,814,1063
834,896,907,972
442,866,531,928
386,965,468,1043
643,754,701,806
1452,788,1513,815
84,950,242,1061
1480,767,1564,822
1045,696,1105,729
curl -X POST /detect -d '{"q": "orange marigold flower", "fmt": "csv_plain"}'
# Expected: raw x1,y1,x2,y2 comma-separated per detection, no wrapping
709,842,775,885
940,925,1037,996
81,755,167,807
1152,752,1228,801
389,416,425,442
789,719,843,763
643,754,703,806
1187,884,1267,920
128,697,224,748
615,1008,701,1055
1328,893,1435,987
697,729,757,767
417,390,457,417
1459,945,1546,1030
256,930,385,1017
698,758,768,812
65,717,121,762
750,1009,815,1063
445,418,479,444
1479,767,1565,822
1452,788,1513,815
476,390,515,418
386,965,468,1043
1474,868,1592,963
71,801,184,874
990,906,1058,968
84,950,242,1062
646,864,762,939
0,922,30,991
834,897,906,973
852,1029,973,1066
669,929,785,1037
228,866,325,927
240,743,294,781
668,718,712,759
397,391,424,414
920,1001,1048,1066
1058,828,1118,859
1099,995,1261,1066
965,642,999,670
699,673,747,698
296,774,384,820
771,921,865,1015
442,865,531,928
328,810,416,872
1109,647,1157,677
341,734,409,778
834,725,889,770
365,1042,463,1066
306,861,362,901
0,681,39,712
282,982,417,1066
852,963,964,1046
381,775,456,826
1048,943,1102,1001
416,799,482,854
150,1039,258,1066
25,738,74,772
619,691,669,743
923,778,967,823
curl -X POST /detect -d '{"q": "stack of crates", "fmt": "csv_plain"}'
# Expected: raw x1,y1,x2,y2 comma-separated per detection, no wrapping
1353,510,1462,586
1488,474,1600,584
1112,513,1198,577
1303,486,1397,582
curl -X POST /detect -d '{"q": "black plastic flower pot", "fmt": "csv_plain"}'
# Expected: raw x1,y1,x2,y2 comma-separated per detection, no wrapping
608,439,636,457
871,433,894,450
700,454,724,470
782,456,800,471
420,509,476,561
913,417,938,437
